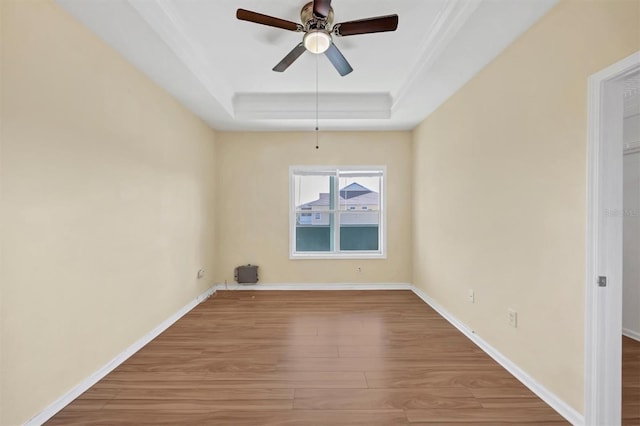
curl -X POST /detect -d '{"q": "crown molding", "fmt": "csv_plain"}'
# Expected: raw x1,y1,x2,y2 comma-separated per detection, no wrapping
392,0,481,109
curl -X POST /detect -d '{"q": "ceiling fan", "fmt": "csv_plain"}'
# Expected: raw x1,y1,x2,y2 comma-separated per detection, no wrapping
236,0,398,76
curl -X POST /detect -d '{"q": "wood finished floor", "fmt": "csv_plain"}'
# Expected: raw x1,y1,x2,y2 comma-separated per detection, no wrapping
623,336,640,425
47,291,569,425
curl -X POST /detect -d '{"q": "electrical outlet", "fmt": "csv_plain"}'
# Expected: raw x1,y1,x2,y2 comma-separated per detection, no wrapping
197,269,205,279
467,289,475,303
508,309,518,328
357,267,362,273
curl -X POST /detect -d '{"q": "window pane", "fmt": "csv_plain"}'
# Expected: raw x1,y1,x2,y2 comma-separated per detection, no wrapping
339,211,379,251
338,175,380,211
294,174,332,209
296,211,330,226
296,212,334,252
294,173,337,253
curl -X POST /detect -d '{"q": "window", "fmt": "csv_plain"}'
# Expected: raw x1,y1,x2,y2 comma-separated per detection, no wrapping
290,166,386,258
299,207,312,224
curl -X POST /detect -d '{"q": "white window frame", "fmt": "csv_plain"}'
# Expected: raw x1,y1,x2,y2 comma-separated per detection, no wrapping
289,165,387,259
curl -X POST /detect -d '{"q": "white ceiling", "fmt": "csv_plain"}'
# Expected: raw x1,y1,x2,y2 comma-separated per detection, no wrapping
55,0,558,131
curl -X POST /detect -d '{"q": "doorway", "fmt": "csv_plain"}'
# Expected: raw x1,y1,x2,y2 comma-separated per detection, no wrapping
622,71,640,424
586,51,640,426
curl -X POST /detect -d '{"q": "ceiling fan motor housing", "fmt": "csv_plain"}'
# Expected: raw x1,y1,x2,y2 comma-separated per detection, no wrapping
301,2,334,30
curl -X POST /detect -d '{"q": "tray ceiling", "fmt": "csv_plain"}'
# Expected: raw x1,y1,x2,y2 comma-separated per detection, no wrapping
54,0,558,131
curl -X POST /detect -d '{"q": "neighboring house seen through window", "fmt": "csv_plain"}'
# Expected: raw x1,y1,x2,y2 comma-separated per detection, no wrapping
290,166,385,258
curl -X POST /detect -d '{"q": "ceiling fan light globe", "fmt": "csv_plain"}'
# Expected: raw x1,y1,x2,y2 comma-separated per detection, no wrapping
304,30,331,54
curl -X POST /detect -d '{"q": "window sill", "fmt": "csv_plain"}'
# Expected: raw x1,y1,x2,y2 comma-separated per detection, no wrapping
290,252,387,260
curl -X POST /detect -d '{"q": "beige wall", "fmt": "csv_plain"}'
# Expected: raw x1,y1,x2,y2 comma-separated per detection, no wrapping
0,1,217,424
412,0,639,414
215,131,412,285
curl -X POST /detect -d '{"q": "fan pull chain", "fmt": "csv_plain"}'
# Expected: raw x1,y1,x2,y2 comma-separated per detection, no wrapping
315,52,319,150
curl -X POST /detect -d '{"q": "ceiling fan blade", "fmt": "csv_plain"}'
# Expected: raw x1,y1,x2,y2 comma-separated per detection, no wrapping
324,43,353,76
273,43,307,72
313,0,332,18
334,14,398,37
236,9,302,32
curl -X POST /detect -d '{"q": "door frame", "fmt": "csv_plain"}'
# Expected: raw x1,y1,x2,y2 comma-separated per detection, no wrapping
585,50,640,426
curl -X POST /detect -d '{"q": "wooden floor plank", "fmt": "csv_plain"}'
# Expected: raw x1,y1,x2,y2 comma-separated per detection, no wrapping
478,397,559,409
112,388,294,400
365,370,524,389
46,290,569,425
293,388,481,410
46,412,215,426
277,355,500,372
405,407,566,423
101,398,294,412
205,409,409,426
116,355,279,373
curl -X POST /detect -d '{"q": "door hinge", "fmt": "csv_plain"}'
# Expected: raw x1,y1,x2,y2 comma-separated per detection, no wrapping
598,276,607,287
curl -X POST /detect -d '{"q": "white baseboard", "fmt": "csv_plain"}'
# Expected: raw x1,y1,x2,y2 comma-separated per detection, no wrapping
623,328,640,342
25,285,217,426
410,286,584,426
214,282,412,291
